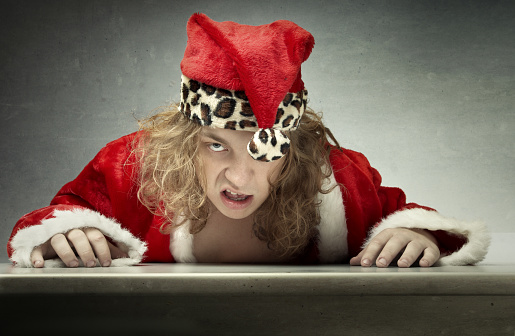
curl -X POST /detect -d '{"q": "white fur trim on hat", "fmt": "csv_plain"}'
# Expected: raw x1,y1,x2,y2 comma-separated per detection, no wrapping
180,74,307,162
10,208,147,268
316,171,348,263
365,208,491,266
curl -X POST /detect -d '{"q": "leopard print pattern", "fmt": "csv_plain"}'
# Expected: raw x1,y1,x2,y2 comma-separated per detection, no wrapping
179,74,308,161
247,128,291,162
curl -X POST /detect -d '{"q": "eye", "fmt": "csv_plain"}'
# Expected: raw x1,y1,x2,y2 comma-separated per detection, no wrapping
208,143,227,152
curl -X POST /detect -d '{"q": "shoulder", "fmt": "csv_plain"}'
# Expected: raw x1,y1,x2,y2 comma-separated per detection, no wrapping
99,132,139,154
74,132,142,182
92,132,139,164
327,145,382,187
328,145,372,169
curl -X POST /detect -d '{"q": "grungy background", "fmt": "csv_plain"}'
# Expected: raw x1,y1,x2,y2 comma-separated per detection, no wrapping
1,0,513,263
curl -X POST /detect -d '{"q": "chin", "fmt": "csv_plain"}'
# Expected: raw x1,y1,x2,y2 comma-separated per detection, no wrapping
219,208,255,220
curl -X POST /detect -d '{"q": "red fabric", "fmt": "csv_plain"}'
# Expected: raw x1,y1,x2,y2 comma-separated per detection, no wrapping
328,146,436,258
180,13,314,129
7,134,464,263
7,134,172,262
431,230,468,255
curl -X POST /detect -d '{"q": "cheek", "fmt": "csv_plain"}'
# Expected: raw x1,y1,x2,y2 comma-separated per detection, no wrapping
196,153,222,190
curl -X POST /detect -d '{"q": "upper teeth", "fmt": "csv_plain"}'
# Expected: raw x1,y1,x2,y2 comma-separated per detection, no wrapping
225,189,242,196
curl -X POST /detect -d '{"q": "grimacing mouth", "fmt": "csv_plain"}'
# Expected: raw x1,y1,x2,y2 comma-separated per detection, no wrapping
222,189,251,201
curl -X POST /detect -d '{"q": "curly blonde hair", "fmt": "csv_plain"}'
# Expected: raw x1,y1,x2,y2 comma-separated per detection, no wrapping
134,103,338,258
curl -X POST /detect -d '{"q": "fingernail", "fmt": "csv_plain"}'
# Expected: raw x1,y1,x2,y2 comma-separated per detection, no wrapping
69,260,79,268
86,260,96,268
362,259,371,267
377,258,387,267
398,259,409,267
33,260,43,268
102,260,111,267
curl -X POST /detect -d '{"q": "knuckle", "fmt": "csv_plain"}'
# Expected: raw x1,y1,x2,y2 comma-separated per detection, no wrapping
380,228,400,238
87,231,106,244
368,239,384,249
66,229,84,241
50,233,66,245
381,228,394,235
408,240,424,251
77,251,94,260
380,249,397,259
59,249,76,259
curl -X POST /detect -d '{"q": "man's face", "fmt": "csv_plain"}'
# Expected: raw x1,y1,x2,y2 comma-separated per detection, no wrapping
197,127,284,220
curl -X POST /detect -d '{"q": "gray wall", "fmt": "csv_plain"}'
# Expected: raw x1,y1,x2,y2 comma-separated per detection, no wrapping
1,0,514,262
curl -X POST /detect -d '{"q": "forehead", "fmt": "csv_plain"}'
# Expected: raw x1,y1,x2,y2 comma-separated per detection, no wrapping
200,127,254,143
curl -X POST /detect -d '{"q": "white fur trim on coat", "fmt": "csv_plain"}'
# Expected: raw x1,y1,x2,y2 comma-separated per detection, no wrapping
170,216,197,263
316,172,348,263
10,208,147,268
168,172,349,264
365,208,490,266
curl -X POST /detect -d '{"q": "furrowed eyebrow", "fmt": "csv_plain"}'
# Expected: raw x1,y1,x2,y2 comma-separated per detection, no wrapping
200,130,227,145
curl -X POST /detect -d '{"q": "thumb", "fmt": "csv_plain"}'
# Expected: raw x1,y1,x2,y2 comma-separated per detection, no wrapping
30,240,58,268
30,246,45,268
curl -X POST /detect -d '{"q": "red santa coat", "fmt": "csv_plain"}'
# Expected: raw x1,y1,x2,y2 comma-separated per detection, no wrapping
7,133,489,267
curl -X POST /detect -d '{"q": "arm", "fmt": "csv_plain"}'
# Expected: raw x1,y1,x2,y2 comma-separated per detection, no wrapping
328,146,490,267
358,207,489,267
8,134,148,267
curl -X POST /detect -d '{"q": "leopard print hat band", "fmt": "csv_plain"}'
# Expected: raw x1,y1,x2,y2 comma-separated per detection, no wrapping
178,13,314,162
180,75,308,162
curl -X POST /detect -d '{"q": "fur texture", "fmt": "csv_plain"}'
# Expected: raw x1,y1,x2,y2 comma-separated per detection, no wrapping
10,208,147,267
316,172,348,262
170,215,197,263
180,13,314,130
7,134,490,267
179,74,307,161
366,208,491,266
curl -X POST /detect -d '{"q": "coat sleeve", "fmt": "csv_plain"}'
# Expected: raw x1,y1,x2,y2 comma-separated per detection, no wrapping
328,146,490,266
7,134,159,267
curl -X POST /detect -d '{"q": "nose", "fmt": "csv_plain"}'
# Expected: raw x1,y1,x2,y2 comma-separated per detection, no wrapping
224,152,255,189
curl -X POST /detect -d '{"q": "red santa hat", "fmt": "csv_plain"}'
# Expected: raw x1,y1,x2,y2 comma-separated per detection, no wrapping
179,13,315,161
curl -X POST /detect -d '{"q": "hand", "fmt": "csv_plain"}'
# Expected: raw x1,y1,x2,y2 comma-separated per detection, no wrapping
349,228,440,268
30,228,129,268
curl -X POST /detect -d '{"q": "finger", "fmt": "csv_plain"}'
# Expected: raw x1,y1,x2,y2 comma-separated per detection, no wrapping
51,233,79,267
349,250,364,266
375,235,410,268
83,228,111,267
360,231,396,267
107,240,129,259
66,229,97,268
397,240,426,268
30,246,45,268
419,247,440,267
